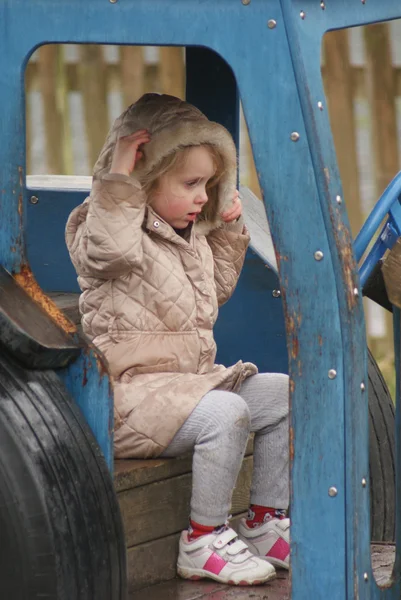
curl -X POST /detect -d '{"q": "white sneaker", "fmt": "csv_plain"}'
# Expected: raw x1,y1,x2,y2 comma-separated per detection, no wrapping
238,517,290,569
177,525,276,586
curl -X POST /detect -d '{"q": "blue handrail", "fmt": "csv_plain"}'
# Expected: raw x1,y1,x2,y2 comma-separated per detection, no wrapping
355,171,401,288
354,171,401,263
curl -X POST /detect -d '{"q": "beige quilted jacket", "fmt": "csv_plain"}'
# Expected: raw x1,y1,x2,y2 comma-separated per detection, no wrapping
66,94,257,458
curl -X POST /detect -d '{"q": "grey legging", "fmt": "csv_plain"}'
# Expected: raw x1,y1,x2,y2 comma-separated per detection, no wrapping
161,373,289,526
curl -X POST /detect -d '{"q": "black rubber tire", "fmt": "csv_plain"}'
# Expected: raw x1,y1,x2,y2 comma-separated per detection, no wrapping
0,351,127,600
368,348,395,542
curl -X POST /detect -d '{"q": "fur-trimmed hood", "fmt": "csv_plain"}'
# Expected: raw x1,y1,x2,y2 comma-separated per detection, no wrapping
93,93,237,234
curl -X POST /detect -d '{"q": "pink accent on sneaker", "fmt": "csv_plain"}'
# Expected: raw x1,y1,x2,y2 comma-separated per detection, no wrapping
203,552,227,575
266,538,289,562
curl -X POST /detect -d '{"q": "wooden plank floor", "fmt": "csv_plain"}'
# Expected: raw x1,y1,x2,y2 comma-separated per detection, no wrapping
132,544,395,599
371,543,396,586
132,571,289,600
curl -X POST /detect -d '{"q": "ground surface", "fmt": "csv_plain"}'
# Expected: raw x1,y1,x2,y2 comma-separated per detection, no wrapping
133,570,289,600
132,544,395,599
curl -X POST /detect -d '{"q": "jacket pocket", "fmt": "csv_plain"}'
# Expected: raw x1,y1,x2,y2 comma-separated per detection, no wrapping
103,331,200,380
120,360,179,382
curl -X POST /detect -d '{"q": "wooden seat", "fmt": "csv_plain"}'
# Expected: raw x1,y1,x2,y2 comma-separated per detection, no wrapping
49,292,81,325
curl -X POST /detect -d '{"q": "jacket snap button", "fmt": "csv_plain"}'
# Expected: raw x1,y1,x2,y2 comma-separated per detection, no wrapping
153,221,160,228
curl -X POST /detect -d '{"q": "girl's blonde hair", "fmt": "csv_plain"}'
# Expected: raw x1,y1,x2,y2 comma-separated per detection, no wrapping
140,144,226,224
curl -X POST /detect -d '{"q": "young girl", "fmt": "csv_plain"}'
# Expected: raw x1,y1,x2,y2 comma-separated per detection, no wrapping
66,93,289,587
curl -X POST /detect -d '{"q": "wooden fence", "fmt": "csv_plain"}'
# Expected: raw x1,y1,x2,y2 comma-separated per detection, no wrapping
323,24,398,376
25,24,401,384
26,46,185,175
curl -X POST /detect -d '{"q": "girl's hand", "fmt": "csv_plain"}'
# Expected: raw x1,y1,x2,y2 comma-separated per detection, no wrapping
110,129,151,176
221,190,242,223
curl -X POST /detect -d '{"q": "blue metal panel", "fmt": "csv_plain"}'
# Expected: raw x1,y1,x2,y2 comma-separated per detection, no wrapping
25,187,288,374
57,348,114,472
215,249,288,375
279,3,368,597
296,0,401,31
0,69,26,272
25,186,289,374
24,186,114,470
186,47,240,149
25,187,85,292
280,1,400,598
235,5,346,596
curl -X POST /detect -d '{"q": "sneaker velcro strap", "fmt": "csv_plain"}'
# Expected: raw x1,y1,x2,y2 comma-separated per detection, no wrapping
213,528,238,549
226,539,249,555
278,519,290,532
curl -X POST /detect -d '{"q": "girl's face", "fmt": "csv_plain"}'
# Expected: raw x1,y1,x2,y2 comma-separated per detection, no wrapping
149,146,216,229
